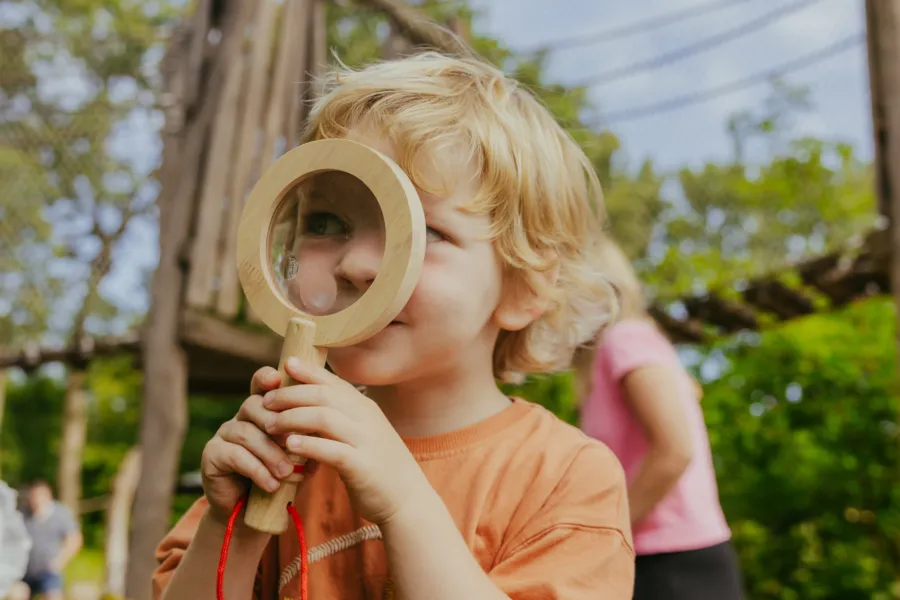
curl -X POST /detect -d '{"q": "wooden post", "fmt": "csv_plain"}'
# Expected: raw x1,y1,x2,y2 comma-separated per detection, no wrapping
865,0,900,374
58,368,87,516
105,447,141,599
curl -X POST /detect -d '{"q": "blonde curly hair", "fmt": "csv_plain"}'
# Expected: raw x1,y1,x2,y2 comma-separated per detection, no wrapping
300,52,617,383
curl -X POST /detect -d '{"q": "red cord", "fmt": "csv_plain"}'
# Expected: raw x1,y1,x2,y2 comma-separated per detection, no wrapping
217,465,308,600
287,503,308,599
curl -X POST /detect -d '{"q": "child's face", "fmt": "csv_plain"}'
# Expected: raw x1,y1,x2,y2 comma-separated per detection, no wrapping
320,128,510,386
283,171,385,316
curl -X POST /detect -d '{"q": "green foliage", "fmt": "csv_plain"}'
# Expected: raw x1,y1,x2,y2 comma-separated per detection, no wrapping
501,371,579,426
1,373,66,485
0,0,183,343
648,83,877,301
697,297,899,598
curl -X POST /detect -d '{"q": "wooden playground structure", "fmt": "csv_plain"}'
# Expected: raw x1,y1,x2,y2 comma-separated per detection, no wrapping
1,1,899,599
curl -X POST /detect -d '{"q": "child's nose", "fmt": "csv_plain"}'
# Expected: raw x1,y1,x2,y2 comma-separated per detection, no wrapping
335,234,383,292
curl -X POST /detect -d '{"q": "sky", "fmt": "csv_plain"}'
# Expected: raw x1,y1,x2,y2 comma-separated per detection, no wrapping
469,0,872,171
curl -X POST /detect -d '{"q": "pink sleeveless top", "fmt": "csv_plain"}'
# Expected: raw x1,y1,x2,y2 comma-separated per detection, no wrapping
580,319,731,555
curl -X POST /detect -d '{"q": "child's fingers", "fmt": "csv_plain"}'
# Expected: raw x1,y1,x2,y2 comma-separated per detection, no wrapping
250,366,281,396
285,434,356,475
203,437,280,493
262,384,331,411
283,357,342,387
218,419,294,480
265,406,358,444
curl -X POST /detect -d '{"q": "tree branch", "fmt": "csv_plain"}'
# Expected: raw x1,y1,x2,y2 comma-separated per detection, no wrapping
352,0,471,56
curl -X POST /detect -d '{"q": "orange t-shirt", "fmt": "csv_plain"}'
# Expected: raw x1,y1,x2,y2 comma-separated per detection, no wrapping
153,398,634,599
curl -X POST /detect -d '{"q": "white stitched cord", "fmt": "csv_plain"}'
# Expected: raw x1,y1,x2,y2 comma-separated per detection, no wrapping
278,525,383,593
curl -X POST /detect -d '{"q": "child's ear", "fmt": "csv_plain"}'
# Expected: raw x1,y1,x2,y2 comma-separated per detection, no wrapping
493,264,560,332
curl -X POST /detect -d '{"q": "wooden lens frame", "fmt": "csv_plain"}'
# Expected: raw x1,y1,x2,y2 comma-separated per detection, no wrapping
236,138,425,347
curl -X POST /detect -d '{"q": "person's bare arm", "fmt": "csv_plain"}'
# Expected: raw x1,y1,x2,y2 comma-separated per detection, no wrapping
51,530,83,572
160,365,290,600
621,365,694,526
571,343,597,402
381,487,509,600
161,509,270,600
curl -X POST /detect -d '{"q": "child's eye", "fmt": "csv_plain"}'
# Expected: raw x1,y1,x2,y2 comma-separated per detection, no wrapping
304,212,347,237
426,227,446,244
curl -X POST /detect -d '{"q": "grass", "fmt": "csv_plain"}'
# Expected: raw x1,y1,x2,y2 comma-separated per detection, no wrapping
64,548,104,589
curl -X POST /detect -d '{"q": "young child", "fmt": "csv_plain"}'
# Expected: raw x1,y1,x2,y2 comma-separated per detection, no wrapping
153,52,634,600
574,239,744,600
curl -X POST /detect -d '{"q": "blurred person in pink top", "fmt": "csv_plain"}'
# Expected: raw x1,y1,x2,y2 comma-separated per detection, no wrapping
574,239,744,600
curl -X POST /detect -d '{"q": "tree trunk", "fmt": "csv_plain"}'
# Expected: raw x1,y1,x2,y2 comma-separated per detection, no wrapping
105,447,141,599
58,368,88,516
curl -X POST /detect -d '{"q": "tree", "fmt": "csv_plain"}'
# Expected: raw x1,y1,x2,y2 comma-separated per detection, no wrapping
1,0,181,514
698,297,898,598
646,83,877,302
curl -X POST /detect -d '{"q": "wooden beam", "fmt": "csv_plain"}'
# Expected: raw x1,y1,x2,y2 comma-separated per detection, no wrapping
0,335,141,371
683,293,758,334
181,309,281,366
742,279,815,321
647,306,707,344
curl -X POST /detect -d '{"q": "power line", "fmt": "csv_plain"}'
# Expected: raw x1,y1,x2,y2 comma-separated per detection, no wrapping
598,32,863,125
517,0,752,54
572,0,824,88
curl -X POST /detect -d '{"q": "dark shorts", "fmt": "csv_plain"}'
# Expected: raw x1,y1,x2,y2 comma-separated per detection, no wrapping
23,572,63,596
634,541,745,600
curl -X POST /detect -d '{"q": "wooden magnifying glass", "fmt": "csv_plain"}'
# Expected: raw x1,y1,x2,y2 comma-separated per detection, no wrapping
235,138,426,534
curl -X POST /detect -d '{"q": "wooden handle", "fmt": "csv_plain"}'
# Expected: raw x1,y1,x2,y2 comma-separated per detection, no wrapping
244,317,327,534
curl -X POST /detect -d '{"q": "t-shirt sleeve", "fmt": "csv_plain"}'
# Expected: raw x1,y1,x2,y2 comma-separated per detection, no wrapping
488,443,635,599
602,320,676,382
57,503,79,535
152,497,208,600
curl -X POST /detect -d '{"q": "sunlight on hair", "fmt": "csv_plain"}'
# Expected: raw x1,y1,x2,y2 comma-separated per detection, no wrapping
301,51,618,382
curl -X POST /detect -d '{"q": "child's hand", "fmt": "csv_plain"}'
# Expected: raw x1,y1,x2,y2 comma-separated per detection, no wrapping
199,366,295,524
261,357,431,526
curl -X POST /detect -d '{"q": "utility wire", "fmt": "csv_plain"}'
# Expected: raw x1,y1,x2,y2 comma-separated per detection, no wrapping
571,0,824,88
598,32,863,125
517,0,752,54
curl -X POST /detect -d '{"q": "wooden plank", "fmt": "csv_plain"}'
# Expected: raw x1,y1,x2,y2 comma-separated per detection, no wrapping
311,0,328,93
284,1,314,147
258,0,306,169
185,35,248,309
0,334,141,370
184,0,210,107
215,0,279,318
181,309,281,366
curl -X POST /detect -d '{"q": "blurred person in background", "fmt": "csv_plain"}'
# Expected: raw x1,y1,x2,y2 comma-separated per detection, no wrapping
17,480,82,600
573,239,744,600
